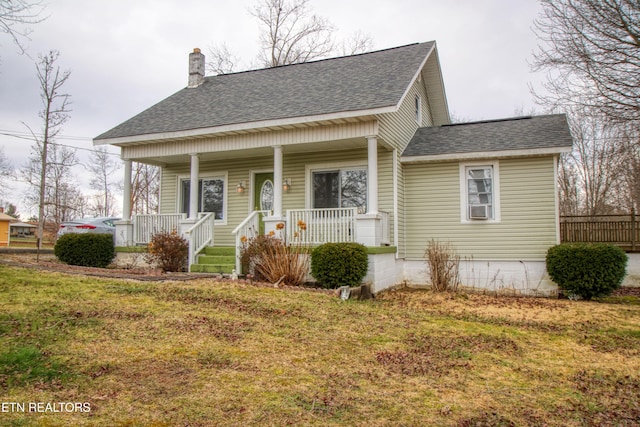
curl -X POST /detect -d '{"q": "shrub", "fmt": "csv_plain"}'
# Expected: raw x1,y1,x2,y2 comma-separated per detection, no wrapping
54,233,115,268
240,234,275,281
425,239,460,292
240,234,309,286
145,231,188,272
311,242,368,289
546,243,627,300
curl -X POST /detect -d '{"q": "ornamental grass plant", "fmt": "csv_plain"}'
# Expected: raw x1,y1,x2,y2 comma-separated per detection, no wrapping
240,221,310,286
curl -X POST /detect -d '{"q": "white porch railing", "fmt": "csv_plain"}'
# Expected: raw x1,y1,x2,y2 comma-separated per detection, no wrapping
232,210,271,274
287,208,357,245
133,214,186,244
185,212,215,269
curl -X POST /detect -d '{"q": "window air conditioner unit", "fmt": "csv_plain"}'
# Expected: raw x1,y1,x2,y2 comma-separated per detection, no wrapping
469,205,489,220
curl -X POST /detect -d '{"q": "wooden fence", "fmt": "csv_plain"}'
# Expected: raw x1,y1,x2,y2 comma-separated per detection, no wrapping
560,210,638,252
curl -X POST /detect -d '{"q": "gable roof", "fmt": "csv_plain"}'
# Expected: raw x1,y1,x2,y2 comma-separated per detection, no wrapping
0,212,16,222
402,114,573,163
95,42,436,143
10,222,36,228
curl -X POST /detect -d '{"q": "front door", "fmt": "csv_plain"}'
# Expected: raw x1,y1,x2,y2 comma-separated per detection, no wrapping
254,172,274,234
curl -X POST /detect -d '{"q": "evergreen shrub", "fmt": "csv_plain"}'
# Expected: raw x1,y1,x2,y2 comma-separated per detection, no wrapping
546,243,627,300
54,233,115,268
311,242,368,289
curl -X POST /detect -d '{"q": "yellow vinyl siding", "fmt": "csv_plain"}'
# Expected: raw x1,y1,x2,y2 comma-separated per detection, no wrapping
377,78,433,256
0,220,9,247
160,147,395,247
404,157,558,260
121,121,378,161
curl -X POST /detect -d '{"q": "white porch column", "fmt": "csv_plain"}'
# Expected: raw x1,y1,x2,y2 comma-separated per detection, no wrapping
115,159,134,247
273,145,283,218
263,145,286,237
122,159,132,221
189,153,200,219
367,136,379,214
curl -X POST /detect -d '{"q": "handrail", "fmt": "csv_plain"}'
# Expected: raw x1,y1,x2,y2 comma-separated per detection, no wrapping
184,212,215,270
232,210,271,274
232,210,271,235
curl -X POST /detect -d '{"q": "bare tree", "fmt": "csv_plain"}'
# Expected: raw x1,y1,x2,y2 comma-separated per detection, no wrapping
27,50,71,250
207,43,242,75
618,128,640,211
557,153,581,216
563,109,629,215
22,142,81,226
0,0,46,54
87,147,120,216
131,162,160,215
338,30,374,56
252,0,335,67
0,146,13,198
0,200,19,219
208,0,373,74
531,0,640,125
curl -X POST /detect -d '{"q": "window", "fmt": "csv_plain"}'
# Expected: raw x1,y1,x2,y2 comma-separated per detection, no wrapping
415,95,422,124
180,177,225,220
312,168,367,212
460,162,500,223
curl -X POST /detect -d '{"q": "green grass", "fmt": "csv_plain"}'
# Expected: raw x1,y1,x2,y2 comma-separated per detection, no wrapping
0,345,69,386
0,264,639,426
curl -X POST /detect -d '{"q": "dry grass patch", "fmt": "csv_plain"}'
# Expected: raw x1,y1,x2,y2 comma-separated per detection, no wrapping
1,265,640,426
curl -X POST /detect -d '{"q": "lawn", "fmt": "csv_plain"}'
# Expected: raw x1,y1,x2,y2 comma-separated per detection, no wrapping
0,265,639,426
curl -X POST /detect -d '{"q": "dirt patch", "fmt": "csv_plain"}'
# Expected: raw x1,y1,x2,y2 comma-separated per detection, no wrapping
0,253,220,282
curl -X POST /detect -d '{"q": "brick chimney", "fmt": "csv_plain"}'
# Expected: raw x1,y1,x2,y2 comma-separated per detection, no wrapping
188,48,205,88
0,207,4,214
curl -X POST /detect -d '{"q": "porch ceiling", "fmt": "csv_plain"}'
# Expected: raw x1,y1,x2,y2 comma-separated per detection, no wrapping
134,136,372,166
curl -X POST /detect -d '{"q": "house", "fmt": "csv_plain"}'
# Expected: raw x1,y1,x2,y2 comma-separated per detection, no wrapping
0,209,16,247
10,222,37,237
94,42,572,295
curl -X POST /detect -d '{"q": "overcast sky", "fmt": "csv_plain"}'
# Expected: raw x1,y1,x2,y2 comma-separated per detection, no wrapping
0,0,547,216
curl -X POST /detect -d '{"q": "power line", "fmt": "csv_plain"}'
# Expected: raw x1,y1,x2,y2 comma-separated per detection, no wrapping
0,130,121,157
0,129,92,141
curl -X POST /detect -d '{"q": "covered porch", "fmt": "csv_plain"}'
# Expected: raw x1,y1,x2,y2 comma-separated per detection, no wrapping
114,127,395,273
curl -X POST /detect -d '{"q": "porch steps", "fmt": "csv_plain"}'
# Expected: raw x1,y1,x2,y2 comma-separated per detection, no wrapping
190,246,236,274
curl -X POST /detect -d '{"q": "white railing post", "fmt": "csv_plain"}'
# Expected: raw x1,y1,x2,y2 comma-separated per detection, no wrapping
184,212,215,270
232,210,271,274
380,210,391,245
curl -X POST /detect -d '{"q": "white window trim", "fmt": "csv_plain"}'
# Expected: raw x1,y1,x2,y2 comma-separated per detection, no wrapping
176,172,228,225
415,95,422,125
459,161,501,224
305,160,368,210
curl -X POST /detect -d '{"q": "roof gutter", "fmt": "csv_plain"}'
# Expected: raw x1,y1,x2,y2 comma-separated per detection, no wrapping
401,146,573,164
93,105,396,146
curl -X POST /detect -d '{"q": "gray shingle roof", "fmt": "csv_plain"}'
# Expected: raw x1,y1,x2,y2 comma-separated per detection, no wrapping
95,42,435,141
402,114,573,158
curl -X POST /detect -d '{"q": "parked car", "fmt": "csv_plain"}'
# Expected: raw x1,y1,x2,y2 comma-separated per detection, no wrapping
57,217,120,239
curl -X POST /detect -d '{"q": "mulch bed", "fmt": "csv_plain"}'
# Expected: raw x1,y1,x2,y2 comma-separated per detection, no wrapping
610,286,640,297
0,252,637,297
0,253,220,282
